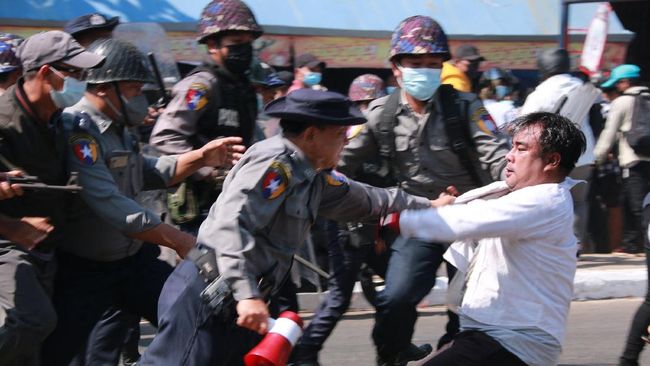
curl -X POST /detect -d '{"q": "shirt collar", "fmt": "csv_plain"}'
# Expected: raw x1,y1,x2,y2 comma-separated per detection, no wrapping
398,88,436,117
70,97,115,134
281,136,317,183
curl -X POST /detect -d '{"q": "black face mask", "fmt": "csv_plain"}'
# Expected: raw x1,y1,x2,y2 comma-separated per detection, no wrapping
223,42,253,75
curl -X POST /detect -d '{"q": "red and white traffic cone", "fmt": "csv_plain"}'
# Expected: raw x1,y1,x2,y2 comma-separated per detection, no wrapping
244,311,304,366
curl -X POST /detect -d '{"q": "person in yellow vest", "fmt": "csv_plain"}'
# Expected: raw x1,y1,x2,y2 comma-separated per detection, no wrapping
441,44,485,93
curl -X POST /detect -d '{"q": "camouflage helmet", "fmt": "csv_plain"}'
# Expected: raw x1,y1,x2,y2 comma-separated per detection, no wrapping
197,0,263,44
84,39,153,84
348,74,386,102
0,33,24,49
390,15,450,61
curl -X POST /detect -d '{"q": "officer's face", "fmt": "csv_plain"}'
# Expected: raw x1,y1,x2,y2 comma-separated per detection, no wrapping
392,54,444,81
505,125,559,190
306,125,349,170
206,32,255,64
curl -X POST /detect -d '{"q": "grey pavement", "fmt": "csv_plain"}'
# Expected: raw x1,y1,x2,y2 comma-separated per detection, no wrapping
298,253,649,312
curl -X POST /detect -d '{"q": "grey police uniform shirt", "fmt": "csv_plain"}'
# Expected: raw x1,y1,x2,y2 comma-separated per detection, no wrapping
59,97,178,261
149,71,217,179
339,90,509,198
196,134,432,301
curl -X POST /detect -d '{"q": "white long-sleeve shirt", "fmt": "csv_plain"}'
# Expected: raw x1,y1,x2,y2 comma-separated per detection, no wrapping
400,179,578,347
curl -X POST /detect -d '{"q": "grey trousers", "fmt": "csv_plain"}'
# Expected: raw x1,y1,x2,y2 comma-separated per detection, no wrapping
0,246,57,366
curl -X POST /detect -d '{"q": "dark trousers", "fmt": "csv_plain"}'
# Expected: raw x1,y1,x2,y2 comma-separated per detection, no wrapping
140,260,262,366
0,247,57,366
41,245,173,366
422,330,527,366
620,205,650,365
296,224,368,356
71,308,141,366
622,161,650,252
372,237,459,359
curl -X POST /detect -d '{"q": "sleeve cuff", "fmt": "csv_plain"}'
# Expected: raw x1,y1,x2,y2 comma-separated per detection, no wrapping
229,277,262,302
155,155,178,185
123,208,162,234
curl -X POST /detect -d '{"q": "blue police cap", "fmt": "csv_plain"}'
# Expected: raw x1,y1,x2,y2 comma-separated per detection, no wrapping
264,89,366,126
64,13,119,36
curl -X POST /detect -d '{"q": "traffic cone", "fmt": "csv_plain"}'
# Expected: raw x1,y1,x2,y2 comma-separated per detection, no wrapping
244,311,304,366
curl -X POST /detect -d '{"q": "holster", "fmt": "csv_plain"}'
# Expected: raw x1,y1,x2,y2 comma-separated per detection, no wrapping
187,245,276,320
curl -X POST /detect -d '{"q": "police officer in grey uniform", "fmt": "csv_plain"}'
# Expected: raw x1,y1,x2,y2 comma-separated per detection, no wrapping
140,89,452,366
40,39,245,365
149,0,261,234
336,16,509,365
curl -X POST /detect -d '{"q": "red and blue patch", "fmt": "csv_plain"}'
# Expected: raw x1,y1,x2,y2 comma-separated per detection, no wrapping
185,82,209,111
70,134,99,166
261,161,291,200
472,107,499,136
326,170,348,186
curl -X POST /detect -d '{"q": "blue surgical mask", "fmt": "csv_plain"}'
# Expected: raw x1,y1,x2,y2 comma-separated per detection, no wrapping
495,85,511,100
386,86,397,95
398,66,441,101
303,72,322,87
49,67,87,108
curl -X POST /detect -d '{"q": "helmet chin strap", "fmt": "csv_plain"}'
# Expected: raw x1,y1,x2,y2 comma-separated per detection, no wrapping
109,82,132,126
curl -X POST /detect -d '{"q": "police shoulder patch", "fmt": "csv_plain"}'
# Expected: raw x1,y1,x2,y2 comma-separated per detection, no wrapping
326,170,348,187
261,160,291,200
69,133,99,166
185,82,209,111
471,106,498,136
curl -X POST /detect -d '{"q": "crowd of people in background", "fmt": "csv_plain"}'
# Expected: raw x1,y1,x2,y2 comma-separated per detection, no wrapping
0,0,649,366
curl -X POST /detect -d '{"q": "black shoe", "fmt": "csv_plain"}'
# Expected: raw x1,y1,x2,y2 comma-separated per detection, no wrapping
377,343,433,366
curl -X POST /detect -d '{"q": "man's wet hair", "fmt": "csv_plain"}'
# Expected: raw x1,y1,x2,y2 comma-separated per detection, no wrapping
508,112,586,175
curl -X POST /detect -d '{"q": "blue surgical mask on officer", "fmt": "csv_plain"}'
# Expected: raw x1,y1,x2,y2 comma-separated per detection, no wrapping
49,67,87,108
398,66,441,101
495,85,511,100
386,86,397,95
303,72,322,87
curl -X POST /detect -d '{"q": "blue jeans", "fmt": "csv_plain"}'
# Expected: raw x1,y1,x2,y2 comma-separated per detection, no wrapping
372,237,458,359
140,260,262,366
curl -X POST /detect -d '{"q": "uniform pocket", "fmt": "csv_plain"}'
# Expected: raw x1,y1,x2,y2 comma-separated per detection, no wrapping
218,108,240,128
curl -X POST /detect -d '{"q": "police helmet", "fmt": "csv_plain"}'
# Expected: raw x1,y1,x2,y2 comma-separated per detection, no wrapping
84,39,153,84
348,74,386,102
389,16,450,61
197,0,263,44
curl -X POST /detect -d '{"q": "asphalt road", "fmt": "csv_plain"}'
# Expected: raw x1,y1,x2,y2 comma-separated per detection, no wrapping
139,298,649,365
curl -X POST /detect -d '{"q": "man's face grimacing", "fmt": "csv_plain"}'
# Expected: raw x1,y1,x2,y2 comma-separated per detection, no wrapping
304,125,349,170
504,124,561,191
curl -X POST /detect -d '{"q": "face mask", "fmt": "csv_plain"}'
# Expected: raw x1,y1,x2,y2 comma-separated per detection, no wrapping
121,94,149,126
256,93,264,112
49,67,87,108
466,63,481,80
223,42,253,75
104,91,149,126
398,66,441,101
386,86,397,95
303,72,322,87
495,85,511,100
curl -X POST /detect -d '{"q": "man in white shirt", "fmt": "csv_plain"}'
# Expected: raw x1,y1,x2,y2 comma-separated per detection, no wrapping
393,112,586,366
521,48,598,254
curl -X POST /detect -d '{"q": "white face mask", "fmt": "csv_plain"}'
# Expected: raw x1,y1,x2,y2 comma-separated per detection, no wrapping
49,67,87,108
398,66,441,101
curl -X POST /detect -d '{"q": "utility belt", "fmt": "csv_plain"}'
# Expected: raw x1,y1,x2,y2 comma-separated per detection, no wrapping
187,245,276,320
